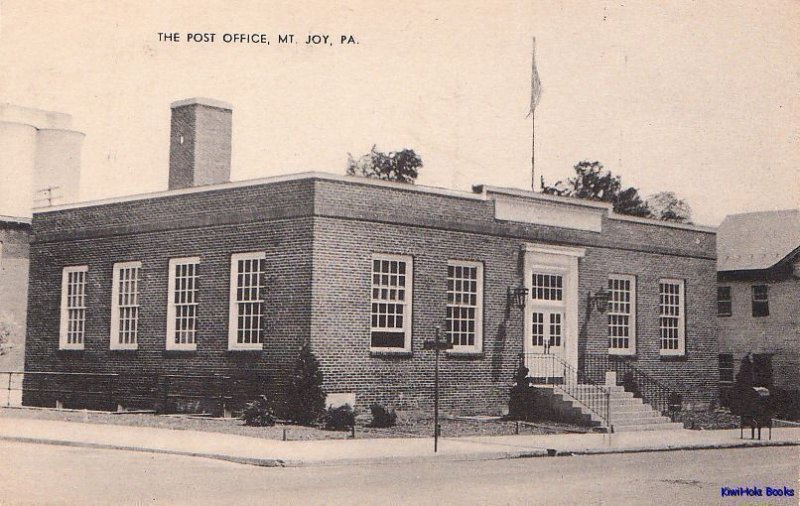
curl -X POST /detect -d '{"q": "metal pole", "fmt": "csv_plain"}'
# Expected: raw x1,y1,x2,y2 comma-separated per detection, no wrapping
434,326,440,453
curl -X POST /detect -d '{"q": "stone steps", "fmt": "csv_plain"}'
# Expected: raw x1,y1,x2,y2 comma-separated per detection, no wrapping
535,384,685,433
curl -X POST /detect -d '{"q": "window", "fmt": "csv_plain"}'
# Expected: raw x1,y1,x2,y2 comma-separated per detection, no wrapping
59,266,88,349
531,273,563,301
228,252,266,350
370,254,413,351
530,271,565,352
719,354,734,384
166,257,200,350
659,279,685,355
446,261,483,352
110,262,141,350
608,275,636,354
717,286,732,317
751,285,769,317
719,353,734,407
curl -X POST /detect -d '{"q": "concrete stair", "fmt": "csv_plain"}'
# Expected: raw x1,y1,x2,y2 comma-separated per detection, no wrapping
536,385,684,432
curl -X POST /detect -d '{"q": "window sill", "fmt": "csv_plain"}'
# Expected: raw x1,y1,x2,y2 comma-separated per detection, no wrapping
57,348,85,353
370,350,412,359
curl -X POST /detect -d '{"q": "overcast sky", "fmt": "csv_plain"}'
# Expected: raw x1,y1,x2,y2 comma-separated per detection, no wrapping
1,0,798,226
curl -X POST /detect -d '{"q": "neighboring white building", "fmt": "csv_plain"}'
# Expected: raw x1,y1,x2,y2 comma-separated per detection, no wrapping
0,104,84,217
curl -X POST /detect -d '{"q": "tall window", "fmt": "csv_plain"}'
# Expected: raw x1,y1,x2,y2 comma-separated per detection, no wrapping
717,286,732,317
110,262,141,350
370,254,413,351
608,275,636,354
718,353,734,407
659,279,685,355
228,252,266,350
59,266,88,350
751,285,769,317
167,257,200,350
446,261,483,352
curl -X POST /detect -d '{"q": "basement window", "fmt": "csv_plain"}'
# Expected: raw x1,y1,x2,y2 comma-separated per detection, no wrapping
370,254,413,352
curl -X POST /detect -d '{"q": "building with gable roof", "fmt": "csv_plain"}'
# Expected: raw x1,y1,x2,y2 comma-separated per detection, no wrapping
716,210,800,415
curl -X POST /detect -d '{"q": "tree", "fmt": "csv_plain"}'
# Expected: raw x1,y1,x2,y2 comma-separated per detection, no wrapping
285,343,326,425
646,191,693,224
540,161,651,217
346,145,422,184
0,315,17,357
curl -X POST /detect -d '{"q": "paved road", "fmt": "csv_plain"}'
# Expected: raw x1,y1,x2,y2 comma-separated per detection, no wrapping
2,441,797,505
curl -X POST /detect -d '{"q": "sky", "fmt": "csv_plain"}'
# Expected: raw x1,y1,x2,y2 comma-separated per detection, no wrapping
1,0,798,226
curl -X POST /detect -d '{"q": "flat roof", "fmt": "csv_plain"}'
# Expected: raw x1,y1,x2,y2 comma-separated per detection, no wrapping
33,170,716,233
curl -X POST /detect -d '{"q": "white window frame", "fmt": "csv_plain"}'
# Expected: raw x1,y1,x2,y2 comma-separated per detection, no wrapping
110,261,142,350
370,254,413,353
608,274,636,355
59,265,88,350
166,257,200,351
228,252,266,351
658,278,685,356
446,260,484,353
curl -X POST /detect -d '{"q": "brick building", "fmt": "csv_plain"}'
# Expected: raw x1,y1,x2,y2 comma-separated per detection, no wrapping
24,98,719,415
716,210,800,412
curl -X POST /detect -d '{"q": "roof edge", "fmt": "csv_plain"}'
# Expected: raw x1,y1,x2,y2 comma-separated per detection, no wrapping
34,172,486,214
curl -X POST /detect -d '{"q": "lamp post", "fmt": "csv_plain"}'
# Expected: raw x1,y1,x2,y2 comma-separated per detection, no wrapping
424,326,452,452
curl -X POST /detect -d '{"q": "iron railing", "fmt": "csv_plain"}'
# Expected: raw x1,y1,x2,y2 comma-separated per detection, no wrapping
581,354,682,419
520,353,611,430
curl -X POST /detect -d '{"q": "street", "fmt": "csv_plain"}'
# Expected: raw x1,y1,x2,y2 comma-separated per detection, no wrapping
2,441,797,505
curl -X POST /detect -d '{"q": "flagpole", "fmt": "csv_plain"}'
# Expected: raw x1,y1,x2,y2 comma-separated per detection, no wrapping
528,37,541,192
531,100,536,192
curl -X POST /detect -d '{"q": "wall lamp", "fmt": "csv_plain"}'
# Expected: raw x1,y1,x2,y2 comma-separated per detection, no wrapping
588,287,610,314
507,287,529,309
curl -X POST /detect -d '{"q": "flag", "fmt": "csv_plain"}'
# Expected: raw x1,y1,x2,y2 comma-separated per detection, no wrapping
527,37,542,117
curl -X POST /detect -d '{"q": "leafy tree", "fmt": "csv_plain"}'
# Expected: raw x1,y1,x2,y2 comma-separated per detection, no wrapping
0,316,16,356
540,161,651,217
730,353,754,416
646,191,693,224
346,145,422,184
285,343,326,425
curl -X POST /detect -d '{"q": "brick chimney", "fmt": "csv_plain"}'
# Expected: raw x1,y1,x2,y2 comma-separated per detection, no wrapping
168,98,232,190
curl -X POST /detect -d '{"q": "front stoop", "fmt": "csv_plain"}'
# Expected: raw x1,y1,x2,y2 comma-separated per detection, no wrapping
535,385,684,432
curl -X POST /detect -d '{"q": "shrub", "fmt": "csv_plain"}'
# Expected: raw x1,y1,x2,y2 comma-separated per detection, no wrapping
285,343,326,425
368,403,397,428
323,404,355,431
508,362,537,421
241,395,277,427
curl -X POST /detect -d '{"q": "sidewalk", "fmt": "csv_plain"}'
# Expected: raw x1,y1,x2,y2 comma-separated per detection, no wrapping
0,416,797,467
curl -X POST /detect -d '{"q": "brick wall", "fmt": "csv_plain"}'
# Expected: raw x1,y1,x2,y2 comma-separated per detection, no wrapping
25,180,315,410
24,174,719,414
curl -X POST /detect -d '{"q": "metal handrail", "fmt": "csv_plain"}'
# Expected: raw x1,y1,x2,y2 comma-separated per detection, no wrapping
520,353,612,430
581,354,682,418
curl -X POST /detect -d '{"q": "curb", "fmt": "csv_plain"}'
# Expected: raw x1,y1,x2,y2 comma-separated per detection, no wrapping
0,435,287,467
0,434,797,468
